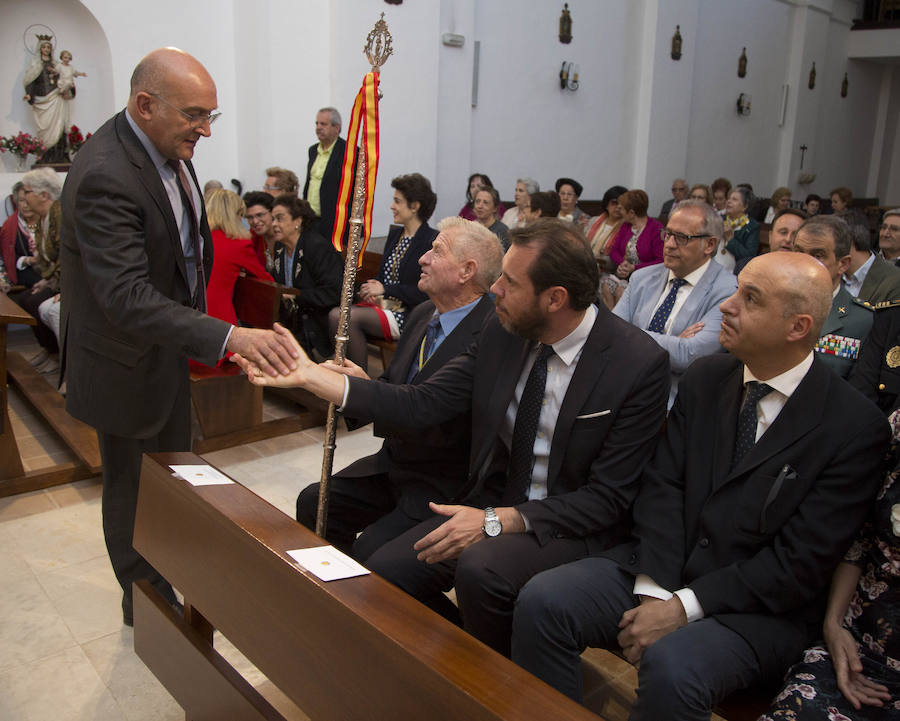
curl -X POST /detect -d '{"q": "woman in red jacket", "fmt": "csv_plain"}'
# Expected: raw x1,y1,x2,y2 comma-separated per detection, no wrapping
205,188,273,326
607,189,664,305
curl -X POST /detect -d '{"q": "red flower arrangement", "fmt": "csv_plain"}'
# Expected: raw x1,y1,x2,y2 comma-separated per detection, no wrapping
67,125,92,154
0,131,46,161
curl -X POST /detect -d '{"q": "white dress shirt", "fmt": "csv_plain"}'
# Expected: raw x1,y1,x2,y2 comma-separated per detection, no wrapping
648,259,712,334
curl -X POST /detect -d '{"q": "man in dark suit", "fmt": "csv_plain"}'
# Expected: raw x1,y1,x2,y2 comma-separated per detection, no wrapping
658,177,688,223
793,215,874,378
295,217,503,561
879,209,900,266
236,218,670,656
303,107,348,239
60,48,298,626
614,200,736,406
844,221,900,304
510,252,888,718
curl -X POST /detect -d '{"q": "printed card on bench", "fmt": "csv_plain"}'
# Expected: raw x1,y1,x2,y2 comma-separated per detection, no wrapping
287,546,371,581
170,464,234,486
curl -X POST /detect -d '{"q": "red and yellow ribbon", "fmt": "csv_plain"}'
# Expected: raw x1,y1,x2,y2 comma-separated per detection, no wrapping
331,71,380,259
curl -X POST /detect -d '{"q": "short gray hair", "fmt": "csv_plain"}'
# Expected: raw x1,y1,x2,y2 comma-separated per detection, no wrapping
670,199,724,240
319,106,341,129
22,167,62,200
884,208,900,222
436,216,503,293
517,177,540,195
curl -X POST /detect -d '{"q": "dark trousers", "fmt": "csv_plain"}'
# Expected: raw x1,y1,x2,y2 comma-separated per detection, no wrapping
10,286,58,352
512,557,760,720
296,474,426,562
97,392,190,616
366,516,590,656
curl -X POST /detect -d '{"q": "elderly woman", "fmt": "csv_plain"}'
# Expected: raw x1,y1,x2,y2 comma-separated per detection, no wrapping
711,177,732,217
264,167,299,198
458,173,505,222
205,189,273,327
501,178,539,230
761,416,900,720
830,186,867,227
556,177,587,227
716,186,760,274
10,168,63,371
473,186,510,250
764,186,792,224
0,181,40,294
604,190,664,306
689,184,713,205
333,172,438,372
271,195,343,359
586,185,628,261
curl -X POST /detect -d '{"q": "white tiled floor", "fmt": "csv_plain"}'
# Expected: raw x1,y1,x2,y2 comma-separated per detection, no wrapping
0,327,383,721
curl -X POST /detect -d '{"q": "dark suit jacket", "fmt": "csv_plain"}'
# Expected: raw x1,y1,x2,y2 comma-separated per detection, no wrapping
850,305,900,413
60,111,230,438
375,223,438,309
606,353,888,681
343,305,671,553
857,255,900,305
337,295,496,518
303,137,348,241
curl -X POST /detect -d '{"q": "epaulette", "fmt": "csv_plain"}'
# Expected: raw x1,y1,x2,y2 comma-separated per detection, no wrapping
866,299,900,310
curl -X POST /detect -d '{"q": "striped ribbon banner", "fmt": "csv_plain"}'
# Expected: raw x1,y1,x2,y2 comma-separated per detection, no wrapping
331,71,380,258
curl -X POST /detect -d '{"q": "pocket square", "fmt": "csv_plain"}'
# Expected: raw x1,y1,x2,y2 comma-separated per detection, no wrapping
576,409,611,420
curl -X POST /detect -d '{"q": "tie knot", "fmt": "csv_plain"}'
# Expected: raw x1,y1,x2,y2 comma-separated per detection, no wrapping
671,277,688,290
745,381,773,405
427,314,441,331
167,159,181,172
536,344,555,363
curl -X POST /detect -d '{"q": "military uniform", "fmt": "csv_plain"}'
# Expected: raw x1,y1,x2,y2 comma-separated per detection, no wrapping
849,302,900,413
815,286,874,378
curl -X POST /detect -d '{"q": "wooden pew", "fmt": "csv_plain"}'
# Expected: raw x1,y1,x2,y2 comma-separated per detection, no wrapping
189,276,326,454
132,452,603,721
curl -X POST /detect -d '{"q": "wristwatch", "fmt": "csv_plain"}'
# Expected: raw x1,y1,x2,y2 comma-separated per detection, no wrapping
482,507,502,537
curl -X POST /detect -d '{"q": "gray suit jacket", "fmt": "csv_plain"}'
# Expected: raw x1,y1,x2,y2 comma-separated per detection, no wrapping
857,255,900,305
60,111,230,438
614,259,736,406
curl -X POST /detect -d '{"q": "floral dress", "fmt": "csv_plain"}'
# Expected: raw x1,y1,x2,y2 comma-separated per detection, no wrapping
761,437,900,720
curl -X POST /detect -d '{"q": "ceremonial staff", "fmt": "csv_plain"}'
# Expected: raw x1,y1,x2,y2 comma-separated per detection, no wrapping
317,16,393,536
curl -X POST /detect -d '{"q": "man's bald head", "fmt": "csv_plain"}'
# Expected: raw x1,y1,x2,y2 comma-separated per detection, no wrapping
126,47,218,161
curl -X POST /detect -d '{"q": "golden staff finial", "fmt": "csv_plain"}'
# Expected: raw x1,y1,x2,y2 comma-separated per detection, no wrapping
365,13,393,73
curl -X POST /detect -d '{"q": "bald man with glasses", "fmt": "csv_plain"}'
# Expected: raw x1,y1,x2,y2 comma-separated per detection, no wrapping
613,200,737,407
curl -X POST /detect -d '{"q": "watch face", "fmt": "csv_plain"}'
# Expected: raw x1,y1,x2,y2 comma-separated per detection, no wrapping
484,519,502,537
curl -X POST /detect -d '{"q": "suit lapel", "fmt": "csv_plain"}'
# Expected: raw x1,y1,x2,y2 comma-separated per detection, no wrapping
820,287,850,336
417,295,491,383
635,266,669,329
547,306,613,486
669,261,715,334
711,361,744,490
391,303,433,384
116,113,190,287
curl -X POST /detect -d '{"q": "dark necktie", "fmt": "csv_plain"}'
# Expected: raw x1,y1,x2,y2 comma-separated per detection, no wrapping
647,277,688,333
406,314,441,382
503,344,555,505
731,381,774,469
168,160,206,311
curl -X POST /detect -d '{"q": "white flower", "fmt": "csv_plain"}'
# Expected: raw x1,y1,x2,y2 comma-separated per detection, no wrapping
891,504,900,536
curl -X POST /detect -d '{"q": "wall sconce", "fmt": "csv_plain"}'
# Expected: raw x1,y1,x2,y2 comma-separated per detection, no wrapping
736,93,752,115
560,62,579,91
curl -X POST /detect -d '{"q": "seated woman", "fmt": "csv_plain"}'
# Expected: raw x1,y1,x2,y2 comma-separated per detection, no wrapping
331,173,438,372
585,185,628,260
458,173,505,222
205,189,273,326
555,177,587,227
0,181,39,294
689,183,713,205
716,186,760,274
762,417,900,720
271,196,343,359
500,177,539,230
711,177,732,217
473,186,510,250
764,186,792,224
606,189,664,305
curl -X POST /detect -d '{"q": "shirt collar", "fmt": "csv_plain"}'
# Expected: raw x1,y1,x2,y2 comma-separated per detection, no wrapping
667,257,711,287
844,252,875,283
742,352,813,400
437,297,481,337
125,109,169,172
317,141,337,156
548,304,596,367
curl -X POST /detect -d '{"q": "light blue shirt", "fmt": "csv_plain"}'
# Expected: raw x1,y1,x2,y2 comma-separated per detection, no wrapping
429,296,482,358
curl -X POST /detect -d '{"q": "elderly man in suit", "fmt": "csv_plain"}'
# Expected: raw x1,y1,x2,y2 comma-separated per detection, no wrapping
303,107,348,239
844,221,900,304
793,215,874,377
60,47,298,626
613,200,736,407
296,217,503,561
879,209,900,266
511,252,888,719
236,218,670,657
658,177,688,224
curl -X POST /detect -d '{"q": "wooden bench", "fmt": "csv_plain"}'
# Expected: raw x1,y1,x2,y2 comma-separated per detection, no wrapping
132,452,603,721
0,294,101,497
189,276,327,454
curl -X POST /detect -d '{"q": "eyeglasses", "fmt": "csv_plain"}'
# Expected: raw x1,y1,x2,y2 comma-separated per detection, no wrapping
150,93,221,128
263,184,283,193
661,228,710,246
881,223,900,234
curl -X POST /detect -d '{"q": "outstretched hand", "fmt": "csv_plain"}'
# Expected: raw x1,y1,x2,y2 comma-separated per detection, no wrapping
321,357,370,380
825,622,890,709
228,323,305,382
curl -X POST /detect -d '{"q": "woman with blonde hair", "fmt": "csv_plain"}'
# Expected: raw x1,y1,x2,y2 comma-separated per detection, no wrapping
205,188,273,327
764,186,792,224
